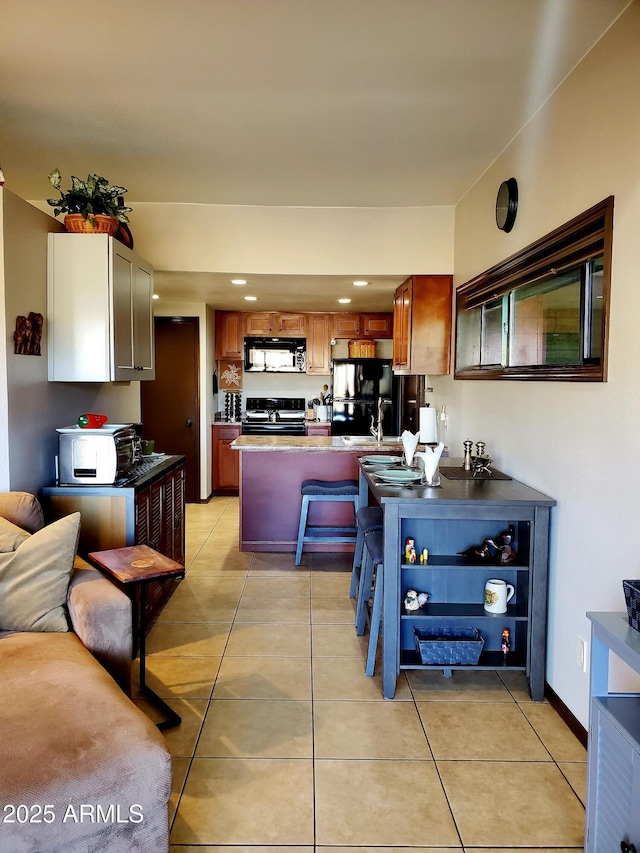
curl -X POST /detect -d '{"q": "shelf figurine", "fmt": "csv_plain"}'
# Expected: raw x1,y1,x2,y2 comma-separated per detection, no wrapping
501,627,511,657
404,589,430,612
405,537,417,564
419,548,429,565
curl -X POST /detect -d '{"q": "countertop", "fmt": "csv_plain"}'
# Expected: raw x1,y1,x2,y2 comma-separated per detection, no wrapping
360,459,556,506
232,435,405,451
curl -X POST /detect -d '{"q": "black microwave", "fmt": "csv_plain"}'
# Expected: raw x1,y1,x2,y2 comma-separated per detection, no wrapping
244,337,306,373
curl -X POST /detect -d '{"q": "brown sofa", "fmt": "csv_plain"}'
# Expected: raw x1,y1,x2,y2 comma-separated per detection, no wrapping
0,492,172,853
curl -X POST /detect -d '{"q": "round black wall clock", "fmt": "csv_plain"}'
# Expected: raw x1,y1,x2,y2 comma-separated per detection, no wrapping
495,178,518,232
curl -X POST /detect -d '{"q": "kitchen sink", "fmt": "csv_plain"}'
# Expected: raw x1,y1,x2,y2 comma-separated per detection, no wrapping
340,435,402,445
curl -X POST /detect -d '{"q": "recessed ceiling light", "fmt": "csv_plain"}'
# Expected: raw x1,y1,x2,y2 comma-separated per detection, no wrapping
152,294,160,300
231,279,247,285
244,295,258,301
338,298,351,304
352,280,368,287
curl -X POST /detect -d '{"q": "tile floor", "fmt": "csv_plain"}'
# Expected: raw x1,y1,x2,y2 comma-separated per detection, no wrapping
139,497,587,851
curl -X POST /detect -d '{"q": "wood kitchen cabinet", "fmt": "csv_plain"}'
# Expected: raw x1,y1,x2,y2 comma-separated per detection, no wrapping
331,313,361,338
245,312,307,336
306,313,332,375
275,313,307,336
48,234,155,382
212,424,241,494
42,456,186,647
332,312,393,339
306,423,332,436
245,312,274,335
215,311,244,359
392,275,452,375
361,313,393,338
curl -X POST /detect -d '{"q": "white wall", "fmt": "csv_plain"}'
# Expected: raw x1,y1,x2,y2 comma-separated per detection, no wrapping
432,1,640,726
0,188,141,495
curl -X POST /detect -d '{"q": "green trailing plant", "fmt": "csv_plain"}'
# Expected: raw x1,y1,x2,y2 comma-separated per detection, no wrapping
47,168,132,224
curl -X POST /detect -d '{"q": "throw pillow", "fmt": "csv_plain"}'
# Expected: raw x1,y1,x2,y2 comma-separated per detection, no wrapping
0,512,81,632
0,517,31,552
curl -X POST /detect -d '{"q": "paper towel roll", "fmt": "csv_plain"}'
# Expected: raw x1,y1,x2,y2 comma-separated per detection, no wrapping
419,407,437,444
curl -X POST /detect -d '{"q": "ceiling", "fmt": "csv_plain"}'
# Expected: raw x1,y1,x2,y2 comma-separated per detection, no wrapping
0,0,629,310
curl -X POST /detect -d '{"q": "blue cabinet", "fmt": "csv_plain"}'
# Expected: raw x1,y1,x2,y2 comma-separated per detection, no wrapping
586,612,640,852
357,463,555,700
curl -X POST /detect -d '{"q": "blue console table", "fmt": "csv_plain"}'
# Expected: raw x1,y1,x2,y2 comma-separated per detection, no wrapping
358,460,555,700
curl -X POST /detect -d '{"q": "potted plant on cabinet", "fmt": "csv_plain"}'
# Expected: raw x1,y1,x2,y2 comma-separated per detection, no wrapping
46,168,133,240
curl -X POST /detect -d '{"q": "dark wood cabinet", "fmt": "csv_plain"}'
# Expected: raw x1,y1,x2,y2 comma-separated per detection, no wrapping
276,313,307,336
212,424,241,493
331,313,361,338
361,313,393,338
244,311,307,336
392,275,452,375
306,313,332,375
306,423,332,436
245,312,274,335
215,311,244,359
42,457,186,647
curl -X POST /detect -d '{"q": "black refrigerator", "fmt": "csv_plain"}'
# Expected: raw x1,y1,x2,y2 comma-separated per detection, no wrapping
330,358,400,436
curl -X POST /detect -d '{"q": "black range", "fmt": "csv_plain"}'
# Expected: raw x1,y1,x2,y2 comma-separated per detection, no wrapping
242,397,306,436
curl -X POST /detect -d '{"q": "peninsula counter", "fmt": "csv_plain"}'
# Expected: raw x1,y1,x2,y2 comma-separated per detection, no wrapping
233,435,403,552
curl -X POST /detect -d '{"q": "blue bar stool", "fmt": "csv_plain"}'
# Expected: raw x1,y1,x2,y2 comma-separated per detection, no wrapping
354,528,384,676
295,479,360,566
350,506,383,599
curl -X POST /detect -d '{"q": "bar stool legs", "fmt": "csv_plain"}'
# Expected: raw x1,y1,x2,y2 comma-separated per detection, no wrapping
295,479,360,566
350,506,383,599
355,528,384,677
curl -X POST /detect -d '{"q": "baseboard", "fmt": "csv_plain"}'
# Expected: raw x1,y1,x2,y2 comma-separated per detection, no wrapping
544,681,587,748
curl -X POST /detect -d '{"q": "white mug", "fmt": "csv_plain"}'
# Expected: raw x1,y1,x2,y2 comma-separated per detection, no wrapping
484,578,515,614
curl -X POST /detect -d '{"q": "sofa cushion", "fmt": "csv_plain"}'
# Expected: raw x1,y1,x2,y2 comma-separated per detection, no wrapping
0,512,80,632
0,491,45,533
0,517,31,552
0,631,171,853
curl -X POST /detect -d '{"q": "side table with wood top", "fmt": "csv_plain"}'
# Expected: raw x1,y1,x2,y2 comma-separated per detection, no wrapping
88,544,185,730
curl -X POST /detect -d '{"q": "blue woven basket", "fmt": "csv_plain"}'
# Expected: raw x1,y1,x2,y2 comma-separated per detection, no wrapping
623,580,640,632
414,626,484,665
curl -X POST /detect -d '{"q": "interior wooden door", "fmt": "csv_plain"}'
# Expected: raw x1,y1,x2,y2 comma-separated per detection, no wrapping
141,317,200,502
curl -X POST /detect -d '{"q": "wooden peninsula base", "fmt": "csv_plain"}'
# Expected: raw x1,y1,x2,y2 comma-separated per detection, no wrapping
233,435,403,552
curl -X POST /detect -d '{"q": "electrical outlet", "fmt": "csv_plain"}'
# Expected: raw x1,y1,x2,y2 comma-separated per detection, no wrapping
576,635,588,672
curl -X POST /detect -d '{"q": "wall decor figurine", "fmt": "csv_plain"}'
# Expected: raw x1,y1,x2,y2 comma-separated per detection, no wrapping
14,312,43,355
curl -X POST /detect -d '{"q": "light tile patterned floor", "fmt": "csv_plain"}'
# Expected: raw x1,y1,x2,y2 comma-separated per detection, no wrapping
140,497,586,850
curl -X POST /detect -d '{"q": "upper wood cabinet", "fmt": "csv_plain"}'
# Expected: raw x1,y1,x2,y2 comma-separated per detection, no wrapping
392,275,452,375
331,313,361,338
48,234,155,382
245,312,273,335
276,313,307,336
361,313,393,339
215,311,244,359
306,313,332,375
245,312,307,336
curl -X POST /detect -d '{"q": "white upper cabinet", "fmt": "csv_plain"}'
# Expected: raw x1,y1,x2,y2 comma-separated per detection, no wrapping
47,234,155,382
